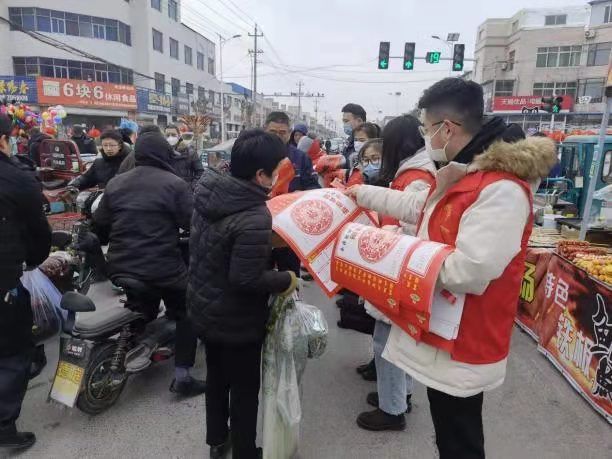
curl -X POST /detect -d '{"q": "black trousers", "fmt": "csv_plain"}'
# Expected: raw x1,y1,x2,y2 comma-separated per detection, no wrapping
271,247,300,276
0,352,32,428
204,341,263,459
427,387,485,459
125,278,197,368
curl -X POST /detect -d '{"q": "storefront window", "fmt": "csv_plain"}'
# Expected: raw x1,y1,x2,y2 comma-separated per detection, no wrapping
587,42,612,66
577,78,605,103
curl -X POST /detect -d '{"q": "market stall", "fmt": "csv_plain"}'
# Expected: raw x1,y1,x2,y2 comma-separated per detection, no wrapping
516,236,612,423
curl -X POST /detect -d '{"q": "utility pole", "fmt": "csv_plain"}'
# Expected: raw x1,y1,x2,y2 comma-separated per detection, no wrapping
297,80,304,121
248,24,264,126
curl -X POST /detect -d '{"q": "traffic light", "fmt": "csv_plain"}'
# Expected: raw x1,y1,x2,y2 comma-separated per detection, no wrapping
541,96,564,113
426,51,441,64
403,42,415,70
378,42,390,70
452,43,465,71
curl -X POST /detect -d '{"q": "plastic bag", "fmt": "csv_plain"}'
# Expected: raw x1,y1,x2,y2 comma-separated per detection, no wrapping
262,295,328,459
20,268,64,343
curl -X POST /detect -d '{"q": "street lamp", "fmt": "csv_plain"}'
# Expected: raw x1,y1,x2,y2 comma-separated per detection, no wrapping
219,33,241,142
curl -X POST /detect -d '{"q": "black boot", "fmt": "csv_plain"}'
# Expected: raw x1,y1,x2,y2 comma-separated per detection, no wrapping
169,376,206,397
209,440,230,459
356,408,406,431
361,365,377,381
356,359,375,375
366,392,412,413
0,424,36,450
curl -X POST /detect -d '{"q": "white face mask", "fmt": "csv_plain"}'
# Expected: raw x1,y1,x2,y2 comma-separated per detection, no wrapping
353,140,365,154
424,124,449,163
166,136,179,147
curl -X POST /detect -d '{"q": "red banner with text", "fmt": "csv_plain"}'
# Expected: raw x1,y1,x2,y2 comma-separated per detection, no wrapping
537,254,612,423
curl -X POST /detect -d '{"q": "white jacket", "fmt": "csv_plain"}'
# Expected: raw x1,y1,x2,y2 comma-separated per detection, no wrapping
363,150,435,324
356,137,556,396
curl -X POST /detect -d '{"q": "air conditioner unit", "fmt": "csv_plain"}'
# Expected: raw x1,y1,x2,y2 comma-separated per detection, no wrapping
585,29,597,39
500,62,509,71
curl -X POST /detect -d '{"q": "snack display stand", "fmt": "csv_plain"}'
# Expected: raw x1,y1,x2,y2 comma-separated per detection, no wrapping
517,236,612,423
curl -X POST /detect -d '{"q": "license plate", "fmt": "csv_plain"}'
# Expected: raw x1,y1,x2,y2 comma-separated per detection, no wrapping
49,361,85,408
63,341,86,359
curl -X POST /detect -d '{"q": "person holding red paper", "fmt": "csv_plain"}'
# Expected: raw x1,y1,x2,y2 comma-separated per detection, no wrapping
355,115,435,432
347,78,556,459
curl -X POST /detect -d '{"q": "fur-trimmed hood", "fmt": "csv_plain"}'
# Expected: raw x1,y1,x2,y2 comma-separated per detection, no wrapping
469,136,557,182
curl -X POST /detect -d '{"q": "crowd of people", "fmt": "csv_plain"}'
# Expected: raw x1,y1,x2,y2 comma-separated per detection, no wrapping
0,77,558,459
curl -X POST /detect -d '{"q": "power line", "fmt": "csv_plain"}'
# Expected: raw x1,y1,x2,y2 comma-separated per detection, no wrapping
181,3,236,38
213,0,253,29
224,0,257,23
188,0,250,35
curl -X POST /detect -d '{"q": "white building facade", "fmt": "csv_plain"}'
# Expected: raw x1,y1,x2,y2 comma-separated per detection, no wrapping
473,2,612,132
0,0,227,134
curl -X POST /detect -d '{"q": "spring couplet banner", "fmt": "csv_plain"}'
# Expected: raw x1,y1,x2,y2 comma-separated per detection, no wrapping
537,254,612,423
330,223,454,339
267,189,376,296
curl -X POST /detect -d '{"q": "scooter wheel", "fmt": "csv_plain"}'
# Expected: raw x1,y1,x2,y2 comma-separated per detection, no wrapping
76,343,128,415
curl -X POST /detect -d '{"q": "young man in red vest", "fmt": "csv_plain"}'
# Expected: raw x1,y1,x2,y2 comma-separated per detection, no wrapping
348,78,556,458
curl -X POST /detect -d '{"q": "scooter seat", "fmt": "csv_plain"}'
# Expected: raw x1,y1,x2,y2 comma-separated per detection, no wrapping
74,306,142,339
42,179,68,190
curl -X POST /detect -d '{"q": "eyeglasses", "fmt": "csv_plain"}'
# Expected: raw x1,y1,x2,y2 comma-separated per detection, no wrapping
361,157,381,167
418,119,462,138
101,143,120,149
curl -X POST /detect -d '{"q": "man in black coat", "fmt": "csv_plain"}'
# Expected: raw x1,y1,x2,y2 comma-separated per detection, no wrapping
0,114,51,451
188,129,297,459
94,131,205,397
164,125,204,189
69,130,129,190
70,125,98,156
264,111,319,277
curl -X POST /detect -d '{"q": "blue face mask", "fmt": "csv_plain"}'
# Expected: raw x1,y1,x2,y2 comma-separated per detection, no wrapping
362,163,381,184
343,123,353,136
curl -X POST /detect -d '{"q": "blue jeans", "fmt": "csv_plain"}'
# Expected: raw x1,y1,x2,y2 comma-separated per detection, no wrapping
373,320,414,415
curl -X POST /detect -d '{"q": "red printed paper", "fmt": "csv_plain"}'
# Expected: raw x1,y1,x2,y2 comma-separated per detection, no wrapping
267,189,376,296
331,223,454,339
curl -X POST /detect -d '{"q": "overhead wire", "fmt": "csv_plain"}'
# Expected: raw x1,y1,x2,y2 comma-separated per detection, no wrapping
187,0,250,35
213,0,254,30
181,3,236,38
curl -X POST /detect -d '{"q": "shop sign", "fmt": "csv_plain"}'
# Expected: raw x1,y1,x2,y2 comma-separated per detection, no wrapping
492,95,574,113
0,76,38,103
37,77,137,110
136,88,171,114
174,93,191,115
538,254,612,423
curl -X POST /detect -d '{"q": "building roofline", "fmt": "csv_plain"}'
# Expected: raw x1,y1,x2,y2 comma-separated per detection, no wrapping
181,22,215,45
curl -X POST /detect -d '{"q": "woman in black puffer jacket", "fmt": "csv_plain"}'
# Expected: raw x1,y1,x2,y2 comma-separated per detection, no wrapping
69,130,129,190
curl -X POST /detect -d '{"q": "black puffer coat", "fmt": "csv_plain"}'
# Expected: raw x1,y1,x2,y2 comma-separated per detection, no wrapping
187,169,291,344
171,141,204,189
0,154,51,356
70,144,130,190
94,132,192,283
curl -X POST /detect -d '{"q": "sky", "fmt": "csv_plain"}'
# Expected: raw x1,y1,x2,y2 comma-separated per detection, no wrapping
182,0,588,130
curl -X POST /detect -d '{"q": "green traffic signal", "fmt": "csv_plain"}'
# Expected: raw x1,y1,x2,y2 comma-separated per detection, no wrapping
454,62,463,71
380,59,388,69
404,61,413,70
552,105,560,114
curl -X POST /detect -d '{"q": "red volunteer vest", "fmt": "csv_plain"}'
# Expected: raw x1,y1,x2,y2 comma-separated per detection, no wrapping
417,170,533,364
380,169,434,227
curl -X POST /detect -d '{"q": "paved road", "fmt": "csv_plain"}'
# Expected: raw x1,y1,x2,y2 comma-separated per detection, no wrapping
5,280,611,459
